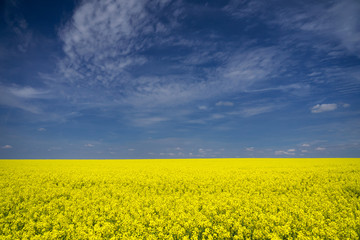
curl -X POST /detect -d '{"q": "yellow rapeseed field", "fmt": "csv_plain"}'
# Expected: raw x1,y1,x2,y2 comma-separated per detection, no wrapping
0,158,359,239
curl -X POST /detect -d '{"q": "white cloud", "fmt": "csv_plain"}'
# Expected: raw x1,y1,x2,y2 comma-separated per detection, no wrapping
316,147,326,151
343,103,350,108
287,149,296,152
301,150,308,153
302,143,310,147
246,147,254,151
197,148,213,156
2,145,12,149
311,103,337,113
216,101,234,107
128,148,135,151
84,144,94,147
275,150,295,156
38,128,46,132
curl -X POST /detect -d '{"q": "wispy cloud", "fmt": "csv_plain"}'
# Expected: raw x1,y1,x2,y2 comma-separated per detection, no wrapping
1,0,359,158
132,117,168,127
274,0,360,57
234,0,359,56
0,85,50,114
216,101,234,107
58,0,182,88
219,47,287,92
55,0,293,110
0,84,83,123
223,0,360,102
4,2,33,53
240,105,280,117
9,86,49,99
1,145,13,149
223,0,265,19
309,67,360,96
245,84,310,95
211,114,225,119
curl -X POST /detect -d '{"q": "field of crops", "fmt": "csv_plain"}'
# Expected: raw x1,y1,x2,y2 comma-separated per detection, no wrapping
0,158,359,239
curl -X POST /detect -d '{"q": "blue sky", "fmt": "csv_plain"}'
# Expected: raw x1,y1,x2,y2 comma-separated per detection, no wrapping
0,0,359,158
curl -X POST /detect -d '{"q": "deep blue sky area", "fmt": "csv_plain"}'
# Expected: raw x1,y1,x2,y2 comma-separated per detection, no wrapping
1,0,360,158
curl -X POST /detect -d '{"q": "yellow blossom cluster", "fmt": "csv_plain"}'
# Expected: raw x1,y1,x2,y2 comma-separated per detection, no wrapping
0,158,359,239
